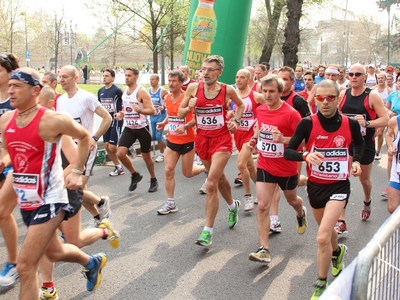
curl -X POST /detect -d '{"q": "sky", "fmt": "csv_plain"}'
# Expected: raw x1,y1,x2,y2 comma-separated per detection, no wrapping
25,0,394,36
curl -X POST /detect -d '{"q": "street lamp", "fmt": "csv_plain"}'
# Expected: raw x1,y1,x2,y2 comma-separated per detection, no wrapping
21,12,29,67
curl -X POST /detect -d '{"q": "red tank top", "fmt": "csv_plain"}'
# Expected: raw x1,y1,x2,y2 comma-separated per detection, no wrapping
195,82,229,137
285,91,297,107
234,90,259,132
306,114,352,184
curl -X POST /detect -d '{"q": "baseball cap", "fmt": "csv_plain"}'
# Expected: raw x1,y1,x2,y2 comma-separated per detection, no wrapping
387,65,394,71
368,64,375,68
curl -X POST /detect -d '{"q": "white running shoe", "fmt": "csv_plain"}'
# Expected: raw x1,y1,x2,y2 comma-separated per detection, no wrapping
244,195,254,211
155,154,164,162
199,179,207,194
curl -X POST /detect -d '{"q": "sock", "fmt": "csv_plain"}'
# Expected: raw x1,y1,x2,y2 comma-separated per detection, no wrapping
270,215,279,221
167,198,175,204
332,246,341,257
159,153,164,157
204,226,213,234
228,202,236,210
117,164,122,169
364,200,371,206
84,257,95,270
42,282,54,292
98,197,105,207
102,228,109,239
318,277,327,282
94,215,100,220
151,177,157,182
338,219,346,224
244,194,251,197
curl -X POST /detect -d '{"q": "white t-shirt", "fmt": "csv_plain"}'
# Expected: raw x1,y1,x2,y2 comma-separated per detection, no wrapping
57,89,100,135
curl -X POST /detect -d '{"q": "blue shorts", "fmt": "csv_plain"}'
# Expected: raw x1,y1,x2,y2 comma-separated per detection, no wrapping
150,113,167,142
389,181,400,191
21,203,75,226
103,120,123,145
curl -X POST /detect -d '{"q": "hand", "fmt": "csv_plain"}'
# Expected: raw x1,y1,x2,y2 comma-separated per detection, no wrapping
64,172,83,190
132,103,141,113
115,106,125,121
247,138,257,149
89,138,97,151
226,110,234,119
156,122,165,131
174,125,186,134
351,162,362,177
305,152,324,166
389,110,397,118
188,97,197,110
271,128,282,143
355,115,366,127
388,146,397,157
226,120,237,133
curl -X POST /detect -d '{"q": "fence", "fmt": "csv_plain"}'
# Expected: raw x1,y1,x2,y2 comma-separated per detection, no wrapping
321,206,400,300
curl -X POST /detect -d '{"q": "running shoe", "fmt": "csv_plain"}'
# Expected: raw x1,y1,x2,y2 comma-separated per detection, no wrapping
332,244,348,277
297,206,308,234
228,200,240,228
335,220,348,234
199,179,207,194
375,152,382,160
129,172,143,191
381,187,389,199
361,204,371,220
270,217,282,233
0,262,18,286
249,247,271,263
39,287,59,300
254,197,258,204
92,218,101,228
157,201,178,215
244,195,254,211
234,173,243,185
148,179,159,193
310,279,328,300
155,154,164,163
98,196,111,220
195,230,212,247
109,166,125,177
98,219,120,249
83,253,107,292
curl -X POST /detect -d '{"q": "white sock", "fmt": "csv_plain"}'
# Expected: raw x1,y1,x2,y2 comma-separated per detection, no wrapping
167,198,175,204
228,201,236,211
204,226,213,234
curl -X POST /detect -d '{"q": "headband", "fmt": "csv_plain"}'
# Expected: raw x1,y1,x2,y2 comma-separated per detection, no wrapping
325,69,340,75
10,70,43,88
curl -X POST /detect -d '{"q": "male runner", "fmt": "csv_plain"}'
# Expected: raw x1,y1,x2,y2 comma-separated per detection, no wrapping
336,63,388,233
294,66,305,92
248,74,307,263
179,65,196,91
3,68,107,298
98,68,124,176
148,74,168,162
155,70,205,214
386,115,400,213
115,67,158,193
178,55,244,247
285,79,363,299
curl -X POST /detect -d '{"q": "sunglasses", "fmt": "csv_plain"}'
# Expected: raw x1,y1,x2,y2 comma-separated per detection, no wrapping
315,95,337,102
348,72,364,77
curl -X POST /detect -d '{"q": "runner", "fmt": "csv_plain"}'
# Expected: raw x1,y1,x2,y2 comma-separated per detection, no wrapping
284,79,363,299
386,115,400,213
155,70,205,214
115,67,159,193
178,55,244,247
248,74,307,263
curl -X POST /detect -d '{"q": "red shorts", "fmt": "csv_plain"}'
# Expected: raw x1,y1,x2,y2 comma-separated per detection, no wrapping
234,129,254,152
195,132,233,161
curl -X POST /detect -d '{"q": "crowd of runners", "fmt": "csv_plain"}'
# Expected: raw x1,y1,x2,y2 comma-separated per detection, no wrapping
0,52,398,300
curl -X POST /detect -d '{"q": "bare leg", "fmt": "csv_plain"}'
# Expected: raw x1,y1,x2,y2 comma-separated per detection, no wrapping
105,143,120,166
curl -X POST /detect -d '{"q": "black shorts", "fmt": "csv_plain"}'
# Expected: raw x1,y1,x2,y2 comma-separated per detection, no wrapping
256,168,298,191
119,126,152,153
20,203,75,226
167,141,194,155
103,121,123,145
360,138,375,165
306,179,350,209
67,188,83,216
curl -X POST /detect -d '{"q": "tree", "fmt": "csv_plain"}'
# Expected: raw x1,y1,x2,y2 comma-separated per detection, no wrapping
113,0,189,73
282,0,303,68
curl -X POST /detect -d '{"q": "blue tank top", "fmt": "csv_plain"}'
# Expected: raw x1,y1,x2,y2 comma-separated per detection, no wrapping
148,87,166,115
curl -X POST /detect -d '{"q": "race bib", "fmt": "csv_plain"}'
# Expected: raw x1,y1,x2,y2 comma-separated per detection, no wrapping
168,116,186,136
311,147,349,180
195,106,224,130
101,98,114,112
237,112,255,131
124,106,142,129
13,173,43,209
257,131,284,158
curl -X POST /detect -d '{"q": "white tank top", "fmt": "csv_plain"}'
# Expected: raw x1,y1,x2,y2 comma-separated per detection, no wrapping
390,116,400,184
373,87,389,105
366,74,377,88
122,85,148,129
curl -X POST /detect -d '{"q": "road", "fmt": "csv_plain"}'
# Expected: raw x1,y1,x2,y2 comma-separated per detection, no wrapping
0,148,392,300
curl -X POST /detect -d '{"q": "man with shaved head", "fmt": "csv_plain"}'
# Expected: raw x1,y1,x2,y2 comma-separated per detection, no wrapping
336,63,389,233
245,66,258,91
178,65,196,91
57,65,113,227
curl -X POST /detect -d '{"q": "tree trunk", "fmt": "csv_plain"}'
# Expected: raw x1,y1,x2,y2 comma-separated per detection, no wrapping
282,0,303,69
259,0,286,64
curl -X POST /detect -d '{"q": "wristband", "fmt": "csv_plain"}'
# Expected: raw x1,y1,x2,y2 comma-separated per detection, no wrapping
302,151,309,161
71,168,84,175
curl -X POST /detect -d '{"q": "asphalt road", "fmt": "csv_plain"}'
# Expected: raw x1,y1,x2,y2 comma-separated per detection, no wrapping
0,147,392,300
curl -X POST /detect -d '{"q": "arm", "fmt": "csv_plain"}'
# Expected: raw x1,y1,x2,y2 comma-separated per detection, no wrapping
254,92,265,105
349,118,363,176
227,85,244,120
136,87,155,115
307,85,317,113
386,116,398,157
284,118,312,161
367,91,389,128
178,83,198,119
93,105,112,138
61,135,77,178
293,96,311,117
0,111,13,172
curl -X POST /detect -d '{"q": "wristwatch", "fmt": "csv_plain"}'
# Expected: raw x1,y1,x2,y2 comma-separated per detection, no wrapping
365,121,370,127
92,135,99,142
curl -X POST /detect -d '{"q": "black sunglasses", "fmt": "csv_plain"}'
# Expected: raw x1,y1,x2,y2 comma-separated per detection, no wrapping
348,72,363,77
